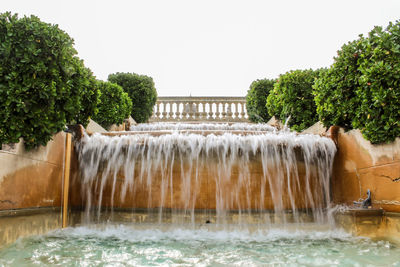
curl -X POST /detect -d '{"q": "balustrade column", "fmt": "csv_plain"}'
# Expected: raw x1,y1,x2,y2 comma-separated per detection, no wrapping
161,102,168,120
221,102,227,119
182,102,188,120
188,102,195,120
155,102,161,120
175,102,181,120
192,102,199,120
226,102,233,120
200,102,207,120
208,102,214,120
168,102,174,119
215,102,221,120
234,102,239,120
240,102,246,119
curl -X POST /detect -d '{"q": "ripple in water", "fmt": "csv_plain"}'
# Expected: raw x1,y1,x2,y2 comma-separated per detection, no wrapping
0,225,399,266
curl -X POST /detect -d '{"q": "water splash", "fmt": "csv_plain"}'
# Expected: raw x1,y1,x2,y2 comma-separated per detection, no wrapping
76,123,336,226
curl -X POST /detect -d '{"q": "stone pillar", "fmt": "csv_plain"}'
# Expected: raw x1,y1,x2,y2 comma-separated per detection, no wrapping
221,102,227,119
175,102,181,120
240,102,246,119
155,102,161,120
200,102,207,120
182,102,188,120
161,102,167,120
215,102,221,120
168,102,174,119
226,102,233,120
193,102,200,120
208,102,214,120
234,102,239,120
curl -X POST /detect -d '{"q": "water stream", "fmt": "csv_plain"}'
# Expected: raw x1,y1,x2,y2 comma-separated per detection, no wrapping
76,123,336,226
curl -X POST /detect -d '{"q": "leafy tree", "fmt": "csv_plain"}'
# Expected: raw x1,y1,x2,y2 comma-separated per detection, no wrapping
0,12,98,149
313,20,400,143
266,69,321,131
92,81,132,129
108,72,157,123
72,59,100,127
313,40,363,130
246,79,275,122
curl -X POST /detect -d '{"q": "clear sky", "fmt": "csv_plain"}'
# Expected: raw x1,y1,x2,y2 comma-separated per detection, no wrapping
2,0,400,96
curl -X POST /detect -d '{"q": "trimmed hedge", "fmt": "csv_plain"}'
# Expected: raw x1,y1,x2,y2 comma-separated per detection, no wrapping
70,57,100,127
246,79,275,122
92,81,132,129
313,40,361,130
108,72,157,123
266,69,321,131
0,12,98,149
313,21,400,143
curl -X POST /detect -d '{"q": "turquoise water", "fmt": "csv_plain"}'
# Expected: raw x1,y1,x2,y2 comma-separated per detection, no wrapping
1,225,399,266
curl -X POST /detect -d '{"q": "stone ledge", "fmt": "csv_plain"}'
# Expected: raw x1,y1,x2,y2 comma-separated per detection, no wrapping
0,206,61,218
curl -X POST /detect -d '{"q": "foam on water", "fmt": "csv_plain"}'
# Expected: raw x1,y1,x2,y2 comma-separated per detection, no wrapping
1,225,399,267
76,123,336,226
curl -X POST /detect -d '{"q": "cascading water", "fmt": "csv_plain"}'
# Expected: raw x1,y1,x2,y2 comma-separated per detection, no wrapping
6,123,400,267
76,123,337,227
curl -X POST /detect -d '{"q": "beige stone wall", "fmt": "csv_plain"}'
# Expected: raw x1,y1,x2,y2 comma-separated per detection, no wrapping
0,132,67,246
335,210,400,245
332,128,400,212
0,132,66,210
0,208,62,247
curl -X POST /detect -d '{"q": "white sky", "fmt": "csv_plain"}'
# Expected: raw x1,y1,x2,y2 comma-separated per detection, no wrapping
2,0,400,96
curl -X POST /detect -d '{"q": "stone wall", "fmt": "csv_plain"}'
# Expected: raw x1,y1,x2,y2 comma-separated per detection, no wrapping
332,128,400,212
0,132,67,246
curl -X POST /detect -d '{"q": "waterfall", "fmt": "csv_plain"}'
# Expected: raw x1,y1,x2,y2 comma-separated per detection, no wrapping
76,123,336,226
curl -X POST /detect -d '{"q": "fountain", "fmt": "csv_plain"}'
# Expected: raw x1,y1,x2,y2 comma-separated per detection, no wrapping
72,123,336,226
2,122,400,266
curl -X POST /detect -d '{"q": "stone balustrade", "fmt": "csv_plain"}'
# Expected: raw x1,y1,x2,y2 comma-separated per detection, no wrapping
150,96,249,122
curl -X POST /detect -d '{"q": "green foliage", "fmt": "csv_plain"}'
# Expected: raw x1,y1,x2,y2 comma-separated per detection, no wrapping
92,81,132,129
246,79,275,122
0,12,98,149
108,72,157,123
266,69,320,131
72,59,100,127
312,40,362,129
313,20,400,143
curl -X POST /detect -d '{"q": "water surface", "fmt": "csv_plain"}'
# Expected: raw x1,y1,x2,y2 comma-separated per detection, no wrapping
1,225,399,266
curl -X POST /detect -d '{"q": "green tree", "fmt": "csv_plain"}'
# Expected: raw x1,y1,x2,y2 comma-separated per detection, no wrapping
266,69,321,131
72,59,100,127
313,20,400,143
0,12,98,149
108,72,157,123
313,40,363,129
92,81,132,129
246,79,275,122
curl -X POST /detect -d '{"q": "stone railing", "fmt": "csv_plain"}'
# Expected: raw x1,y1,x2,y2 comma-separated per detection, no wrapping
150,96,249,122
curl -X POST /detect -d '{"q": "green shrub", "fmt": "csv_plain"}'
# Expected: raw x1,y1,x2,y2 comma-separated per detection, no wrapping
313,40,362,130
313,21,400,143
0,12,98,149
72,60,100,127
246,79,275,122
266,69,320,131
92,81,132,129
108,72,157,123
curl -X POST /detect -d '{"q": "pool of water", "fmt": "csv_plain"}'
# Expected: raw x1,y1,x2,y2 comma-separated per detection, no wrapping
1,225,399,266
